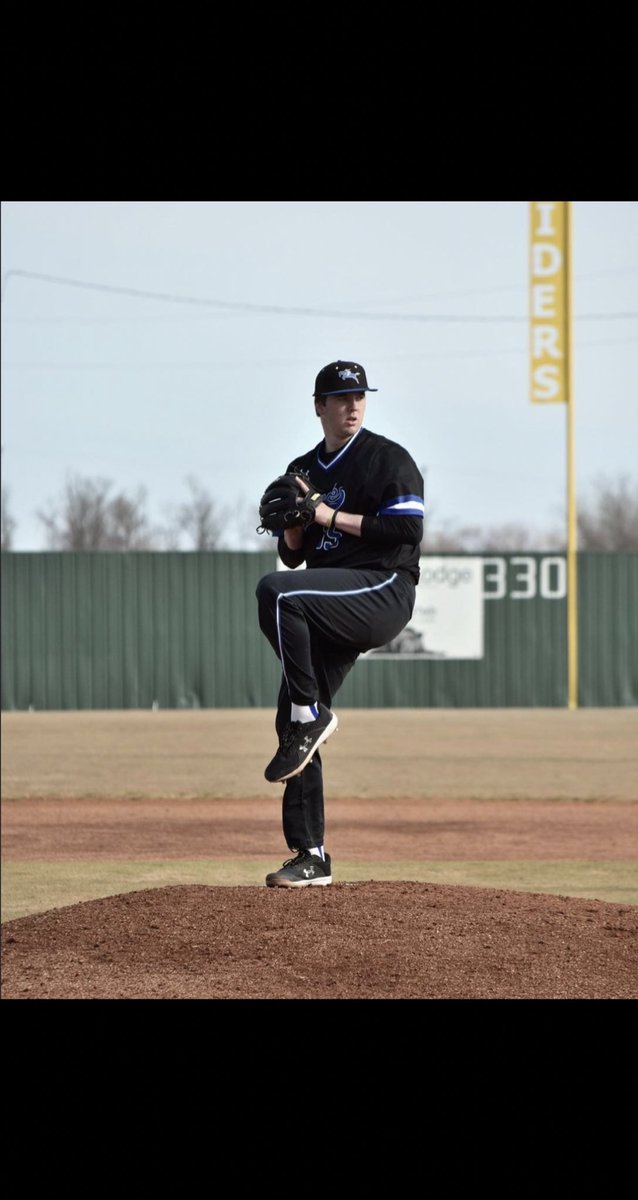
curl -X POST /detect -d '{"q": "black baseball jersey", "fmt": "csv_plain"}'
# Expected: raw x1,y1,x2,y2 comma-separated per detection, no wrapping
281,427,424,582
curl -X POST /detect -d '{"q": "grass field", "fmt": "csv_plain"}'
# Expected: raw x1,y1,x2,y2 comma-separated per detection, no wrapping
2,707,637,920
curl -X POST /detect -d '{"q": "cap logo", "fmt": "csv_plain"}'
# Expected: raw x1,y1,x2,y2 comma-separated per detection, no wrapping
337,367,361,383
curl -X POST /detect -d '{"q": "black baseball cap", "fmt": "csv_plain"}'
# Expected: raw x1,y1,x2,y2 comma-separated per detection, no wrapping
313,360,378,397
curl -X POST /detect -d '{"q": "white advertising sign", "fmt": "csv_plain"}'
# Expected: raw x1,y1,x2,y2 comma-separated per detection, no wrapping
365,556,484,660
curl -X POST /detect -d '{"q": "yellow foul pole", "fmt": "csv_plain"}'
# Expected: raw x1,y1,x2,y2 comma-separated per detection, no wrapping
529,200,577,708
565,202,578,709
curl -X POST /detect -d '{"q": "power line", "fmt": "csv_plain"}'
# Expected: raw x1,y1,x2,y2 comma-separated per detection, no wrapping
5,336,637,370
2,269,637,323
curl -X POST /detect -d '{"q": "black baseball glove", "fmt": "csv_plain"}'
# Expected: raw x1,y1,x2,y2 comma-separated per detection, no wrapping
257,468,326,534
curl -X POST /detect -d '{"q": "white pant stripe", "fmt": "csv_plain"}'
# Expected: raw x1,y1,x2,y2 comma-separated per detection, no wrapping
275,573,398,690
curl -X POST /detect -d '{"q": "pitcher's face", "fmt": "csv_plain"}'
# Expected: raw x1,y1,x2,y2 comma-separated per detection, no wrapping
317,392,366,449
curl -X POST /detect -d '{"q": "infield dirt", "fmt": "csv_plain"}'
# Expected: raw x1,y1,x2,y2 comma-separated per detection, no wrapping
2,708,637,999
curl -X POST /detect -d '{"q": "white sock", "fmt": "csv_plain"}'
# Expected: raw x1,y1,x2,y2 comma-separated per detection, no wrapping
308,846,324,860
291,702,319,724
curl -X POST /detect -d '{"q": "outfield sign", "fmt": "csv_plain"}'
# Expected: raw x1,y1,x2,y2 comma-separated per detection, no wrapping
365,557,484,660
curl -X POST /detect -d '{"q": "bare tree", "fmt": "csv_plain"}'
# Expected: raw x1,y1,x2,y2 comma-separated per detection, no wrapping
174,475,229,550
1,448,16,550
37,475,157,550
423,474,638,553
421,517,478,552
235,498,276,551
1,481,16,550
423,520,563,552
577,474,638,551
105,491,154,549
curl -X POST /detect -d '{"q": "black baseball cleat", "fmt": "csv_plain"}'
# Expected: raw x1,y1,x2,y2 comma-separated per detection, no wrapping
264,704,338,783
266,851,332,888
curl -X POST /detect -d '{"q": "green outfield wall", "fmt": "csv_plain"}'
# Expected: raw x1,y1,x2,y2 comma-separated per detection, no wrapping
1,551,636,709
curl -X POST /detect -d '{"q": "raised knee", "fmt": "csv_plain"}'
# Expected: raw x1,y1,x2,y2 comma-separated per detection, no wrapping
256,573,279,607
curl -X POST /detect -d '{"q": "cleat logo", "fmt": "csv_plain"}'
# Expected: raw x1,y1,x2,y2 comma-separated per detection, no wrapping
300,736,313,752
303,866,316,878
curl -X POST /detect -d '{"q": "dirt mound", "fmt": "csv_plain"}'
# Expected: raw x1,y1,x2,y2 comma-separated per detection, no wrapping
2,881,636,1000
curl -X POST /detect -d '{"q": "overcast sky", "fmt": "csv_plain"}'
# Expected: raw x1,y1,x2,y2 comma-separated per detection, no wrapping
1,200,636,550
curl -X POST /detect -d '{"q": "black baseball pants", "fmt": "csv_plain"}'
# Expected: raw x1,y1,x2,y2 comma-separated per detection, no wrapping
256,566,415,851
